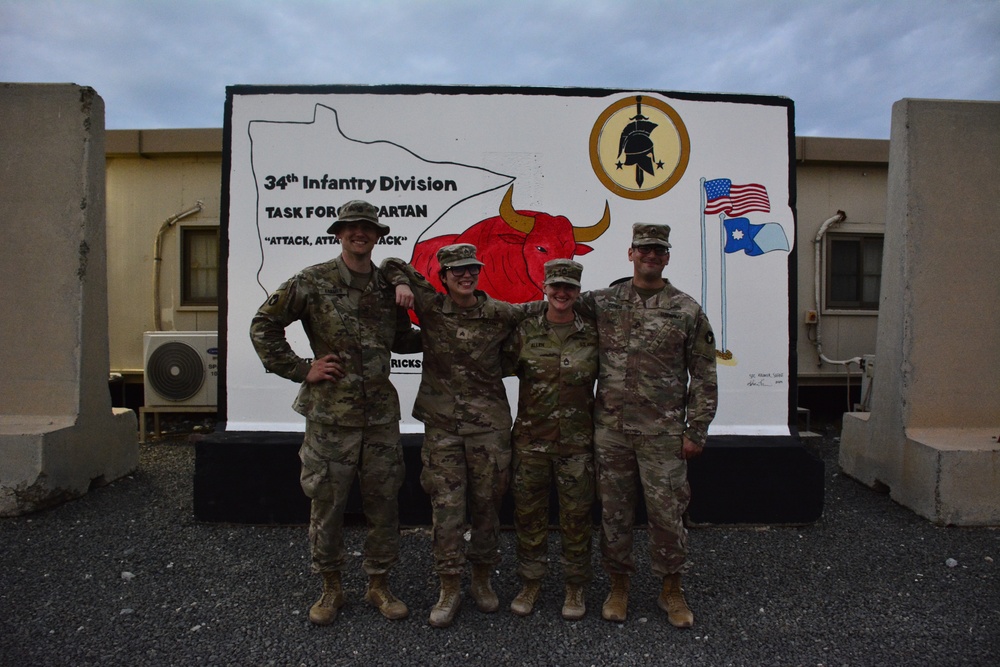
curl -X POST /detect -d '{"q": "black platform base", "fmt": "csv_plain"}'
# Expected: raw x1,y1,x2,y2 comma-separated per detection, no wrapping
686,435,825,525
193,432,425,525
194,431,823,526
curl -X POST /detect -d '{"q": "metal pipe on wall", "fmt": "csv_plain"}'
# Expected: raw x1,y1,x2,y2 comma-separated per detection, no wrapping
153,200,204,331
811,210,863,368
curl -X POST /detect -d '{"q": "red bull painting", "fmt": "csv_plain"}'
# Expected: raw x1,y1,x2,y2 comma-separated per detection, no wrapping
409,186,609,309
223,85,796,437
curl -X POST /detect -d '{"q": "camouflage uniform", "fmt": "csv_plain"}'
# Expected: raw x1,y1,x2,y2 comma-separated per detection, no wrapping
250,256,420,576
506,307,598,585
578,270,718,578
382,251,525,575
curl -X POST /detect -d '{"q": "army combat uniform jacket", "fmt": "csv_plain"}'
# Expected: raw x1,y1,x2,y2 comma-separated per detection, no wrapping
381,259,524,435
250,257,421,426
578,279,718,444
505,312,599,456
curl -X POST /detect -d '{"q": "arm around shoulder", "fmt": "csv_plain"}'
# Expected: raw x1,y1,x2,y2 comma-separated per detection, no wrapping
379,257,411,286
380,257,437,312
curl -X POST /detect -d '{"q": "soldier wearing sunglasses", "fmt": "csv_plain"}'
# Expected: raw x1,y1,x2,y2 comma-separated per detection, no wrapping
576,223,718,629
383,243,528,628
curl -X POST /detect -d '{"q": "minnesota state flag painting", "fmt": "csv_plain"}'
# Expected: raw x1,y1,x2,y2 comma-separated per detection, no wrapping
723,217,790,256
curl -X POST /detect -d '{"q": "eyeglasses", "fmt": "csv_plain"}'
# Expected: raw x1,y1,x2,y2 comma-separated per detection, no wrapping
632,244,670,256
445,265,481,277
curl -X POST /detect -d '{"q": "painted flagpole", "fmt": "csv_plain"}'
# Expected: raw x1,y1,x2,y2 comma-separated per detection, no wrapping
699,177,708,309
719,211,728,353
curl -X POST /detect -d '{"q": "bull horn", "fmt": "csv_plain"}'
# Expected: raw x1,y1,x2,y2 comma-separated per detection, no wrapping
573,201,611,242
499,186,535,234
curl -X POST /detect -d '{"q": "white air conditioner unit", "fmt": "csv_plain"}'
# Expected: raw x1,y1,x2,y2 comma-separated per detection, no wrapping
143,332,218,407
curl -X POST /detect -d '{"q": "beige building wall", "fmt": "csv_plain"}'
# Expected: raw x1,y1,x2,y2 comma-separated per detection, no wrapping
103,130,889,393
794,137,888,386
106,130,221,376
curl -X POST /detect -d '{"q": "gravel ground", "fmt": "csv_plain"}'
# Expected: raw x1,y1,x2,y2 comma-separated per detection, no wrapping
1,425,997,667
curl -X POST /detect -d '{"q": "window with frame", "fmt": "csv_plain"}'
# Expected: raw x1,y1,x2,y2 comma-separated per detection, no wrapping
826,233,883,310
182,227,219,306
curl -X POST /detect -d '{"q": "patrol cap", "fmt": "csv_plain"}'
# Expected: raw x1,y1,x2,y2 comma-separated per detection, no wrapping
632,223,672,248
437,243,484,269
543,259,583,287
326,200,390,237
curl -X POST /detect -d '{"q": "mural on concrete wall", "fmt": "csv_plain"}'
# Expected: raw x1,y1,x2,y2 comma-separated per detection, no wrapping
224,86,795,435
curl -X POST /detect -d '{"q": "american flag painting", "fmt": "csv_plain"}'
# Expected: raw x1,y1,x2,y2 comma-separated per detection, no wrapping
703,178,770,217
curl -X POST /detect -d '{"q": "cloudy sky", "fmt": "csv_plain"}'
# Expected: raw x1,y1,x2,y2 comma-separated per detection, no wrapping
2,0,997,138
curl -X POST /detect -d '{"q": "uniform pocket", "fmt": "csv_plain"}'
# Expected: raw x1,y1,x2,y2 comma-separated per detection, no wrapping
462,320,508,360
299,444,334,500
665,456,688,494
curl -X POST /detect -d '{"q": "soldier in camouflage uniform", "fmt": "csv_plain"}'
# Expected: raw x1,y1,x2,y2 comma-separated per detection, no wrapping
249,200,421,627
383,244,525,628
576,223,718,628
504,259,598,621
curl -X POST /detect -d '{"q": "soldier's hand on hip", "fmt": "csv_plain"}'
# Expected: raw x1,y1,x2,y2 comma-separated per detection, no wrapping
306,354,344,384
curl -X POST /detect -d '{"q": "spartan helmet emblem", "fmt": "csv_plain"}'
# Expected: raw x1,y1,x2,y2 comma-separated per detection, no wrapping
617,95,658,188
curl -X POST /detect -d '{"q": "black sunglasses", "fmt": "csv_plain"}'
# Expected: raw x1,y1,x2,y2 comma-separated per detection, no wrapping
445,265,481,277
632,244,670,256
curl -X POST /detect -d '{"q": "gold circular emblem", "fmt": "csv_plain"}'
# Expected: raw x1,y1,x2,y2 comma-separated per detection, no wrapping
590,95,690,200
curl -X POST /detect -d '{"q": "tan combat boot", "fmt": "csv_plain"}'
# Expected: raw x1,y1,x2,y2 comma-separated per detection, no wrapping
364,573,409,620
509,580,542,616
470,563,499,613
308,571,346,626
562,583,586,621
601,573,629,622
428,574,463,628
658,573,694,628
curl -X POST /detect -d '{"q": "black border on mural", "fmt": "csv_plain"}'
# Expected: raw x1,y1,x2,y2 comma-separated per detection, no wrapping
218,84,797,436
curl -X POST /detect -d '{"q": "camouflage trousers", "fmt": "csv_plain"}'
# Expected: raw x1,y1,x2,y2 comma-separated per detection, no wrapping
512,449,595,585
594,427,691,577
299,420,404,576
420,427,511,575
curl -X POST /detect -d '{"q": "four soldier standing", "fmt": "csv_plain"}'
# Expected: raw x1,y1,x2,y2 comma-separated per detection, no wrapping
251,201,718,629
